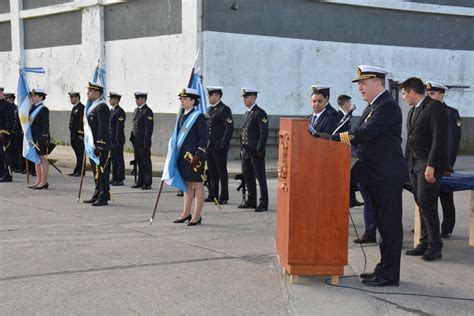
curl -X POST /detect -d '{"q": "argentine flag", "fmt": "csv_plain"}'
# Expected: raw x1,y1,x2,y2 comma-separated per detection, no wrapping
188,69,208,114
17,67,45,164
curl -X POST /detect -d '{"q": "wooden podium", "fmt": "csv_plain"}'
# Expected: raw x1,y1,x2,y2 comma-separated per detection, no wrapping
276,118,351,284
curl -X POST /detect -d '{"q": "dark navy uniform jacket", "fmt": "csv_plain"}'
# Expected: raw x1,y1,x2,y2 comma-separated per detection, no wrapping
177,108,207,182
110,105,126,146
69,102,84,139
345,91,408,186
405,96,448,171
444,103,461,172
87,102,110,152
240,104,269,159
130,104,154,148
0,98,15,134
30,103,50,145
207,101,234,150
308,103,339,134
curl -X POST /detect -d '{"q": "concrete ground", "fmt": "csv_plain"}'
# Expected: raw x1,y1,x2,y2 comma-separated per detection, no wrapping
1,150,473,315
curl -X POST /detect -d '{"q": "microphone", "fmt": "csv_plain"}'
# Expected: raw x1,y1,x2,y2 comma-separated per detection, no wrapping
339,104,357,124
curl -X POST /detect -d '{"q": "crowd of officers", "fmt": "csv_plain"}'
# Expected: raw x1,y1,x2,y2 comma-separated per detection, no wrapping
0,84,270,212
0,64,464,286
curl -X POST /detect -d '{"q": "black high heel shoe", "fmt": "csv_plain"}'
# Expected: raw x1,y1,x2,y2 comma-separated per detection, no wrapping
173,214,192,223
28,184,38,189
34,183,49,190
187,217,202,226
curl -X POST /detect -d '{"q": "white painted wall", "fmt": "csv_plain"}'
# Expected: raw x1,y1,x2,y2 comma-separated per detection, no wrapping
202,31,474,117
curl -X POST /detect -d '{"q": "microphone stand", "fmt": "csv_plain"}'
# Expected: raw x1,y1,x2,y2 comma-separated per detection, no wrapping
332,114,353,135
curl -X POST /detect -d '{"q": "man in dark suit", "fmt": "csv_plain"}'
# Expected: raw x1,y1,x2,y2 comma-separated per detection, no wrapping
308,85,339,135
205,86,234,204
130,92,154,190
239,88,269,212
83,82,111,206
109,92,126,186
426,81,462,239
0,87,15,182
319,65,408,287
68,92,85,176
402,77,448,261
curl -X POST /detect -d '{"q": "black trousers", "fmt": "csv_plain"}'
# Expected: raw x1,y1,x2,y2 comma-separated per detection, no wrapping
409,159,443,252
366,183,403,283
0,138,12,178
90,152,110,202
134,145,152,186
70,136,84,174
10,133,22,171
207,148,229,200
440,191,455,235
111,144,125,182
242,155,268,206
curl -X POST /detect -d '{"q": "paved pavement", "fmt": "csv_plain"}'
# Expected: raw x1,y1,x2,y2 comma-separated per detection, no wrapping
1,151,473,314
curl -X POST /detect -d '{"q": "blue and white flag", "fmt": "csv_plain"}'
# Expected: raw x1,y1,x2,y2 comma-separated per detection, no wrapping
83,66,106,165
188,69,208,114
17,67,45,164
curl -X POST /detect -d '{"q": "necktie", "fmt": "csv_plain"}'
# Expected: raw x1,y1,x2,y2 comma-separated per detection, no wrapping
311,115,317,126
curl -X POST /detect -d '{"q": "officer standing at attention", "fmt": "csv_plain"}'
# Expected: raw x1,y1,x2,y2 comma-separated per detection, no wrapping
239,88,269,212
130,92,154,190
68,92,85,177
425,81,462,239
83,82,111,206
109,92,126,186
402,77,448,261
308,85,339,135
0,87,15,182
205,86,234,205
318,66,408,287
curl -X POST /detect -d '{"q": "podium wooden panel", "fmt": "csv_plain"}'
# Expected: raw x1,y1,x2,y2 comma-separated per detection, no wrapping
276,118,351,284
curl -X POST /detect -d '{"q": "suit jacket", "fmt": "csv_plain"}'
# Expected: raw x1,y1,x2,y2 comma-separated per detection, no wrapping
207,101,234,150
179,109,208,160
308,103,339,134
240,104,269,159
87,102,110,151
337,109,351,133
29,103,50,144
69,102,85,139
405,96,448,171
444,103,461,172
130,104,154,148
348,90,408,185
109,104,126,146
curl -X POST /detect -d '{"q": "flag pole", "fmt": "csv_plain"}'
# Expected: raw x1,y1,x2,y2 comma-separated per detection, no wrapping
77,152,87,203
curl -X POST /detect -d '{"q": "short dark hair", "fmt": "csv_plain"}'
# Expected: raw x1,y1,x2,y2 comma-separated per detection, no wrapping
337,95,351,106
400,77,425,95
311,89,330,99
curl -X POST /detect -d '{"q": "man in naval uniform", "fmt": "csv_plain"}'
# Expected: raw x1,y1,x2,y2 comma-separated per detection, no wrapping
109,92,126,186
68,92,85,176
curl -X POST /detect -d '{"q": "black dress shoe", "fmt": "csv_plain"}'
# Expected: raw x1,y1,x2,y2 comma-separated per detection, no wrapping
218,199,228,205
0,176,12,182
238,200,256,209
405,244,427,256
176,190,184,196
92,200,108,207
73,173,81,177
187,217,202,226
353,235,376,244
350,199,364,207
174,214,192,223
360,272,376,280
142,184,152,190
204,197,215,202
112,181,124,186
131,184,143,189
441,232,452,238
255,204,268,212
83,197,98,204
422,250,442,261
68,173,76,176
34,183,49,190
362,275,399,287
